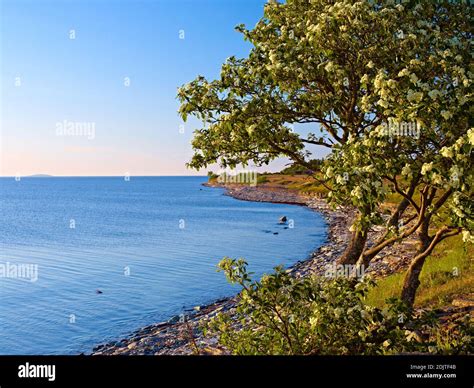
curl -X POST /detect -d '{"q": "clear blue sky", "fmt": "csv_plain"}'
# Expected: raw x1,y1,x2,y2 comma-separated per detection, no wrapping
1,0,323,176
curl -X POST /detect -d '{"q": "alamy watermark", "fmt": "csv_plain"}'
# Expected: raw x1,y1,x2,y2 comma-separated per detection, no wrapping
217,169,258,187
381,119,420,140
324,262,366,279
18,362,55,382
0,262,38,282
55,120,96,140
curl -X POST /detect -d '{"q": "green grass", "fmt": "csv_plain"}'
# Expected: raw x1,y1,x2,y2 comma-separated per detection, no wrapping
365,235,473,308
384,192,403,205
287,180,328,196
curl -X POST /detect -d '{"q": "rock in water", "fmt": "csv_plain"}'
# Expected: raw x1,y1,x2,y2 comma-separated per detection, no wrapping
167,315,180,324
279,216,287,223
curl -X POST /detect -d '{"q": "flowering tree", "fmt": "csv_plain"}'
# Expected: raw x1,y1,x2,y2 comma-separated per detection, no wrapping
323,0,473,305
326,126,472,305
178,0,472,305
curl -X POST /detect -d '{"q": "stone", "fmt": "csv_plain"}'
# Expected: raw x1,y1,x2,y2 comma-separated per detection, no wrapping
167,315,180,324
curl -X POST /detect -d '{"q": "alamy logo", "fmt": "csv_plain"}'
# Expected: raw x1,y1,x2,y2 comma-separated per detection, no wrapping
217,169,258,186
381,119,420,139
18,363,55,382
56,120,96,140
0,261,38,282
324,263,366,278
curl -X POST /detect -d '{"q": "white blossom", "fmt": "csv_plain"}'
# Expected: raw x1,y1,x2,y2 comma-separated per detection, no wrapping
421,162,433,175
428,89,441,100
440,147,454,158
351,186,363,200
401,164,412,177
398,68,410,77
467,128,474,145
407,90,423,103
441,110,453,120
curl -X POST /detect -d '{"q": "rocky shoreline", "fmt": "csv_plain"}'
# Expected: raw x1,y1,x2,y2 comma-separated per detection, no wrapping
91,182,418,356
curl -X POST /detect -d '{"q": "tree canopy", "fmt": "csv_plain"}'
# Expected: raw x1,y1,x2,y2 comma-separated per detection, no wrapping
178,0,473,306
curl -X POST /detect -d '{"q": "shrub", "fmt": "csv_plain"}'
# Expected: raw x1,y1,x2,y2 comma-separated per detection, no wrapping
204,258,472,355
207,171,219,181
280,159,323,175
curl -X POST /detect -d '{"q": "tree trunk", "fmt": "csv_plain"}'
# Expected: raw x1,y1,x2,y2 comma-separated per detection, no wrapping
400,253,428,307
338,229,368,265
401,217,446,307
401,219,432,307
388,197,410,229
417,218,431,252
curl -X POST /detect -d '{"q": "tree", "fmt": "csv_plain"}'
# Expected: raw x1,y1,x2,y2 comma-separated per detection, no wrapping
178,0,473,305
178,0,411,263
322,0,473,305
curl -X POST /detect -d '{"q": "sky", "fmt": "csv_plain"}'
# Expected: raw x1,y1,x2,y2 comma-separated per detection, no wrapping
0,0,325,177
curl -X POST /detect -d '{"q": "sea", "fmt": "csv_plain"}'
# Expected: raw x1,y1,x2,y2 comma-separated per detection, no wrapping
0,176,326,354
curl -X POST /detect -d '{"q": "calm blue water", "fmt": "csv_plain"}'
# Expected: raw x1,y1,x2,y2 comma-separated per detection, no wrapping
0,176,326,354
